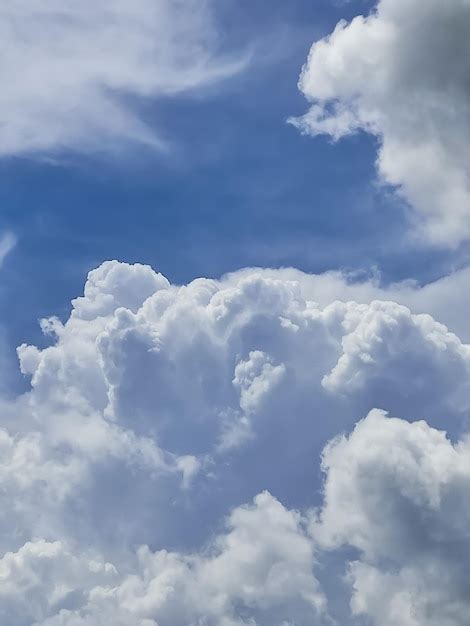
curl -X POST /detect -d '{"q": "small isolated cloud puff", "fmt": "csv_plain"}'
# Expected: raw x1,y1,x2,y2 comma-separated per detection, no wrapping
0,231,16,267
0,0,245,156
290,0,470,246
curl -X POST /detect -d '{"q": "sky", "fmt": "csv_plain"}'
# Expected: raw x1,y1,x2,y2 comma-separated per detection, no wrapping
2,0,460,371
2,1,470,625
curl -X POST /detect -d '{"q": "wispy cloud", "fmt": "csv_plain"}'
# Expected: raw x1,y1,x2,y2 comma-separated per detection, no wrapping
0,1,247,158
0,232,16,267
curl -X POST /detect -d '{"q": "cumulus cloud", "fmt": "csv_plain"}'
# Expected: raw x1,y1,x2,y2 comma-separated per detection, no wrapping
321,300,470,419
21,261,470,464
4,260,470,623
227,264,470,343
0,0,245,156
15,262,470,514
0,493,325,626
316,409,470,626
290,0,470,246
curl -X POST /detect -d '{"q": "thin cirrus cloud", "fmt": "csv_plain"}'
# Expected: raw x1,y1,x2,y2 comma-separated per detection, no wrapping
290,0,470,247
0,0,247,156
2,259,470,623
0,231,16,267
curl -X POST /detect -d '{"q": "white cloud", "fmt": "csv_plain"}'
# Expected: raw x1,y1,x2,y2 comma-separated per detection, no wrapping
233,351,286,416
321,300,470,419
316,409,470,625
21,260,470,467
224,264,470,342
0,0,245,156
4,260,470,623
290,0,470,246
0,493,325,626
0,231,16,267
10,261,470,556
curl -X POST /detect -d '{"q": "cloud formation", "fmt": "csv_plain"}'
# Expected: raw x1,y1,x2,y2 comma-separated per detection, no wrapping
4,260,470,623
0,492,325,626
0,231,16,267
291,0,470,246
0,0,244,156
317,409,470,626
19,261,470,469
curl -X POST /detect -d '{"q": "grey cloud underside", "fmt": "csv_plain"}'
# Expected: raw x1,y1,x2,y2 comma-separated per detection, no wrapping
291,0,470,246
0,260,469,624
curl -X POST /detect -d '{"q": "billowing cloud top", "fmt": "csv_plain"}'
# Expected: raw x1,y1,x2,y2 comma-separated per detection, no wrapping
291,0,470,246
0,0,245,156
1,260,470,624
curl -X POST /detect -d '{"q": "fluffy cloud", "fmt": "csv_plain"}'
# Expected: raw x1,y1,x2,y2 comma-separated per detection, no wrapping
316,409,470,625
228,264,470,343
4,260,470,623
20,261,470,465
0,0,245,156
0,493,325,626
15,262,470,515
322,300,470,419
291,0,470,246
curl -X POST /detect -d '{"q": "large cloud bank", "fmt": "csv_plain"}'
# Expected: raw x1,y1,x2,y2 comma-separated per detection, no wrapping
0,0,244,156
291,0,470,246
0,260,469,623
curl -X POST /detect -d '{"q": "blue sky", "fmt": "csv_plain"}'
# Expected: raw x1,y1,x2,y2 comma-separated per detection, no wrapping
1,0,455,375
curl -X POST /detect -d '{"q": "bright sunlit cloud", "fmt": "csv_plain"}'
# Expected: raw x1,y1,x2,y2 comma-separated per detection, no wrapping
291,0,470,247
0,0,247,157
